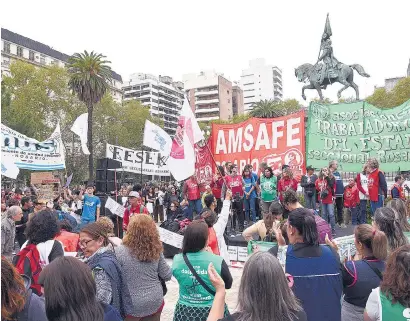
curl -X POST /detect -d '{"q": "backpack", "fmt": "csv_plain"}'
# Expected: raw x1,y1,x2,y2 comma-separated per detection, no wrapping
13,244,42,295
128,205,145,214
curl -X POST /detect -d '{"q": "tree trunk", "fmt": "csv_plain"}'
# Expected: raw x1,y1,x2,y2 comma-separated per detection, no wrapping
87,103,94,182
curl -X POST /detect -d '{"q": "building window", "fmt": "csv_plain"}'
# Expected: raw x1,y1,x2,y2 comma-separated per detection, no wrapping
228,99,230,103
40,54,46,65
29,50,35,61
3,42,10,53
227,90,229,94
17,46,23,57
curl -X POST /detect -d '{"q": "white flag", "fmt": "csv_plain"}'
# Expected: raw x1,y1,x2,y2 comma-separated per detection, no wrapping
1,157,20,179
71,113,90,155
167,98,204,181
143,120,172,155
105,197,125,218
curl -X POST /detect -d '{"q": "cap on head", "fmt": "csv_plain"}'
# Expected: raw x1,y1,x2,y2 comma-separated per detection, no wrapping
128,191,140,198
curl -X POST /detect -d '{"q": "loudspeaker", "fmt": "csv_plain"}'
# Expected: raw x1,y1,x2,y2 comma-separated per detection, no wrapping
95,181,116,194
95,158,122,194
97,158,122,170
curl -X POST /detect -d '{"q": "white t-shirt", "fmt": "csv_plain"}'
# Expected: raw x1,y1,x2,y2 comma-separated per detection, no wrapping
358,173,369,200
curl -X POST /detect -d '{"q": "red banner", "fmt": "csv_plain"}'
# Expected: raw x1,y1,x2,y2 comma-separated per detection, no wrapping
194,142,213,192
211,112,305,178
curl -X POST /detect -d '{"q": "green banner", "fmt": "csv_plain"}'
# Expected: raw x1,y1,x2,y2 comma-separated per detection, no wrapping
306,99,410,172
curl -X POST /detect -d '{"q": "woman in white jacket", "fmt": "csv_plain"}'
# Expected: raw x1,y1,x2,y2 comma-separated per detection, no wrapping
200,190,232,265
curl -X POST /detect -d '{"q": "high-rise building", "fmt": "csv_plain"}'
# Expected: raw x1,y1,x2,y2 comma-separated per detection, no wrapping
1,28,123,102
232,83,244,116
183,70,234,122
240,58,283,113
122,73,184,134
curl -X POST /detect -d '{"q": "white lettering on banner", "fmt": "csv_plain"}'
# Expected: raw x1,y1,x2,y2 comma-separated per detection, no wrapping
106,143,170,176
215,117,302,155
105,197,125,218
157,226,183,249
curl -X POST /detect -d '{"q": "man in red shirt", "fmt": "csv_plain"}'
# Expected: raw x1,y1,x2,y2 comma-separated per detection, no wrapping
183,175,202,217
224,165,245,232
122,191,149,231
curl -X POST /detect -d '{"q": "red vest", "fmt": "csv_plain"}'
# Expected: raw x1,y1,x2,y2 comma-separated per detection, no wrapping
392,183,405,200
208,227,220,255
367,169,380,202
187,179,200,200
226,175,243,196
343,185,360,208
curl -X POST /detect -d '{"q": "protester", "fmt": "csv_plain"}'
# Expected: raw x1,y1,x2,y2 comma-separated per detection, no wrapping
1,257,48,321
373,207,408,253
201,185,213,208
285,208,342,321
391,175,405,200
39,256,122,321
180,199,193,220
97,216,123,247
15,197,32,247
116,215,172,321
326,224,387,321
225,165,245,232
30,198,47,220
343,178,360,226
329,160,345,228
242,167,257,222
364,244,410,321
366,158,387,215
257,166,277,216
1,206,23,260
356,165,369,224
278,167,298,203
316,167,336,236
80,223,130,317
54,219,80,252
164,185,180,216
207,252,307,321
211,166,225,214
224,161,232,175
152,186,164,223
200,191,232,264
183,175,202,216
123,191,149,232
80,184,101,228
165,201,183,221
243,201,283,242
386,198,410,233
301,165,317,210
13,210,64,295
172,220,232,320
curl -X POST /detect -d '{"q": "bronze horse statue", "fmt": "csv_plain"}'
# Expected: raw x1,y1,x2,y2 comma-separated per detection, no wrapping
295,62,370,101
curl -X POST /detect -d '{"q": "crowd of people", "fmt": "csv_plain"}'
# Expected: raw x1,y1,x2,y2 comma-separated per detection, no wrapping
1,156,410,321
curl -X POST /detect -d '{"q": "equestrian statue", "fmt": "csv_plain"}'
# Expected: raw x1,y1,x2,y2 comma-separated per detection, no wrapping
295,14,370,101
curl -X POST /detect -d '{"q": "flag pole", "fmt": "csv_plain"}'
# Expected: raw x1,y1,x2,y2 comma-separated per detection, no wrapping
204,137,228,187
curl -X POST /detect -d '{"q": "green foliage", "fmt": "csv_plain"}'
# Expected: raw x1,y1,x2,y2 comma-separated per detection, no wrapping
366,77,410,108
311,97,333,104
338,97,356,103
210,113,251,125
250,99,302,118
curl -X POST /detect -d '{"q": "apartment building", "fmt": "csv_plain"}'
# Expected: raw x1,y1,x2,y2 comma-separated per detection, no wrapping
232,84,244,116
122,73,184,134
240,58,283,113
1,28,123,102
183,70,235,122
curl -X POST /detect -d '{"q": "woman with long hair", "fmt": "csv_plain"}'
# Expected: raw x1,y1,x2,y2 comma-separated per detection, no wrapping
145,187,155,215
116,215,172,321
257,166,277,216
207,252,307,321
315,167,336,236
386,198,410,233
278,167,298,203
38,256,122,321
364,244,410,321
285,208,342,321
97,216,122,247
1,257,47,321
80,223,130,318
326,224,388,321
173,220,232,321
373,207,408,252
242,167,257,223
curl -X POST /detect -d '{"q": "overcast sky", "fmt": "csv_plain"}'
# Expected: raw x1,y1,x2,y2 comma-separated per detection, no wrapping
2,0,409,103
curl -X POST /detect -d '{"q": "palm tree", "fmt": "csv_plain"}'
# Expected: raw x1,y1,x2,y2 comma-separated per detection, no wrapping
250,99,302,118
67,51,112,181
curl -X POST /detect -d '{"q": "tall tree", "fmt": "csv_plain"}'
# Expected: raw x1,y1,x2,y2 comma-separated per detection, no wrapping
250,99,301,118
67,51,113,180
366,77,410,108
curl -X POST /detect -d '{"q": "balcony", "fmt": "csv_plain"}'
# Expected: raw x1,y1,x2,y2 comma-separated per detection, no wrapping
196,116,219,122
194,89,219,97
196,98,219,105
196,107,219,114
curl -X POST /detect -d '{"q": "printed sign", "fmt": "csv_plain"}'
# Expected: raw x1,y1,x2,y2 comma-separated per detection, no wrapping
157,227,183,249
106,143,170,176
211,112,305,176
194,142,213,192
1,123,65,170
306,100,410,171
334,234,357,262
105,197,125,218
31,172,53,184
37,184,58,202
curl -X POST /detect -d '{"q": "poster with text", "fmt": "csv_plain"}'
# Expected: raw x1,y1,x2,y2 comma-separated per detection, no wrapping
194,142,213,192
306,100,410,172
211,112,305,177
106,143,170,176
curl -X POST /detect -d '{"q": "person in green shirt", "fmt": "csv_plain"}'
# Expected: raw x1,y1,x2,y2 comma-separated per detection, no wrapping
364,244,410,321
172,220,233,321
257,167,277,216
201,185,213,209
